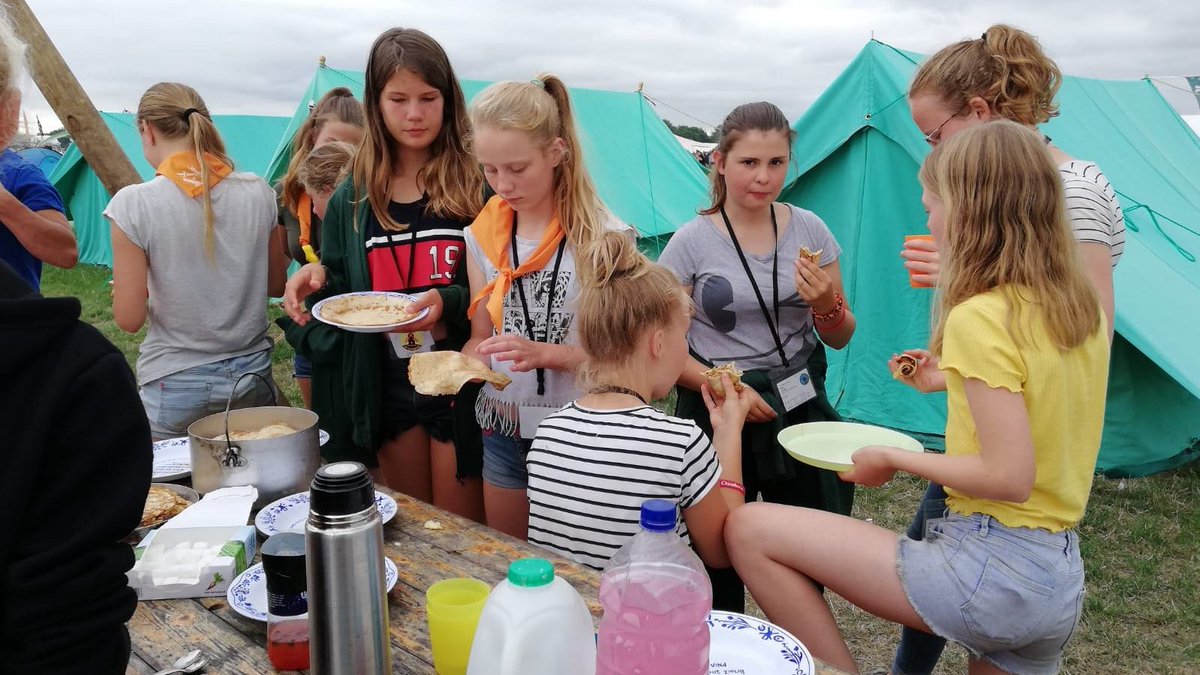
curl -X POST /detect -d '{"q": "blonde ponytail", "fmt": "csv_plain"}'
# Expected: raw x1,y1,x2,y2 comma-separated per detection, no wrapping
138,82,234,265
470,74,607,272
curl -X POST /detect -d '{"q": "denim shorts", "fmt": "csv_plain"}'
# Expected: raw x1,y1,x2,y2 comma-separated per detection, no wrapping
898,512,1085,675
140,350,278,439
481,429,532,489
292,352,313,379
380,349,454,443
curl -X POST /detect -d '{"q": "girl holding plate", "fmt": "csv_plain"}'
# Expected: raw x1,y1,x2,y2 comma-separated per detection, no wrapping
281,28,485,523
726,122,1109,675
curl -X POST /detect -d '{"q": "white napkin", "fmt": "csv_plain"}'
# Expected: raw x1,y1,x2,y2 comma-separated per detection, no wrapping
161,486,258,529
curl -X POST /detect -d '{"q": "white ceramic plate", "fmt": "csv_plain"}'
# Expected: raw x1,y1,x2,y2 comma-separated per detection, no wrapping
152,437,192,482
311,291,429,333
152,431,330,482
778,421,924,473
708,611,814,675
227,557,398,622
255,490,397,537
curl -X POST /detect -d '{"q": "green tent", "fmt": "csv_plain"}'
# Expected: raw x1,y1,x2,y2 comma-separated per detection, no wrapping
48,113,290,266
781,40,1200,476
264,65,710,255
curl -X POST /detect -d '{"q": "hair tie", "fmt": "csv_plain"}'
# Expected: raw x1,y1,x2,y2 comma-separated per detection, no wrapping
980,31,988,41
180,107,202,122
530,78,545,90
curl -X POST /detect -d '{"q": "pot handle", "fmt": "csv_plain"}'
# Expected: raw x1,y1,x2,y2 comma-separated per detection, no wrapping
220,371,275,468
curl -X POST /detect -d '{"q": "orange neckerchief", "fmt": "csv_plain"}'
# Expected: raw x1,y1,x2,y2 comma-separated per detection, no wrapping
155,151,232,198
467,196,566,332
294,192,319,264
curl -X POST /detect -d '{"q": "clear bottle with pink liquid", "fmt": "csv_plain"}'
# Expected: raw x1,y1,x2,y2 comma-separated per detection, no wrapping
596,499,712,675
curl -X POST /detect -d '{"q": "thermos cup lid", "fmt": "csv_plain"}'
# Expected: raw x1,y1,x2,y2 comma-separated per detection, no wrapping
310,461,374,517
262,532,307,596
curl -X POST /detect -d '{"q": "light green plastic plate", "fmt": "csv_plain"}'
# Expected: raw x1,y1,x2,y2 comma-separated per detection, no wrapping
778,422,925,472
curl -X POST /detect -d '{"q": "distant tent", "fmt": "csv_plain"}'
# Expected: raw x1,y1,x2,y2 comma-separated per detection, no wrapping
264,66,710,258
780,40,1200,476
48,113,290,266
16,146,62,177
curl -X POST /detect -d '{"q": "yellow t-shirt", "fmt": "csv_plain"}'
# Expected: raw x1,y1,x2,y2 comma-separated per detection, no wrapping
940,288,1109,531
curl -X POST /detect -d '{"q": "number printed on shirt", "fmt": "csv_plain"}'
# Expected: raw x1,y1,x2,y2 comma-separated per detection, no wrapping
427,245,461,280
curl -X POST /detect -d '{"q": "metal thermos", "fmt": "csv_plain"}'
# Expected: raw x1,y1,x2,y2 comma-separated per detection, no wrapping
306,461,391,674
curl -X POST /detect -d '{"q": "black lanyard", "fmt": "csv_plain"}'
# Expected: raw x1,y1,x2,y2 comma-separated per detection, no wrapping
510,213,567,396
385,206,421,291
720,205,788,368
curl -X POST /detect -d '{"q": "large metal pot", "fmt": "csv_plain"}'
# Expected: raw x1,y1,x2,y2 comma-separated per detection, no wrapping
187,374,321,510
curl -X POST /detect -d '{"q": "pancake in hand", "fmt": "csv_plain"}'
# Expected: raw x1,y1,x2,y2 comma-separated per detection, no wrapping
701,362,745,397
800,246,823,264
408,351,512,396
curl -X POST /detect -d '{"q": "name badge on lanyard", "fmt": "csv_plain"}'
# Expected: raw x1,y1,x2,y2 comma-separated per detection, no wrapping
388,331,433,358
722,205,817,412
769,363,817,412
518,405,557,440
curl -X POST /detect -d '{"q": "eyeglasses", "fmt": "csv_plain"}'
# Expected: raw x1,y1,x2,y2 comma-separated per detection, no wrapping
922,104,967,146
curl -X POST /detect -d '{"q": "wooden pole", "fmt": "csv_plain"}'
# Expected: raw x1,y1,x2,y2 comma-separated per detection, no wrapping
5,0,140,195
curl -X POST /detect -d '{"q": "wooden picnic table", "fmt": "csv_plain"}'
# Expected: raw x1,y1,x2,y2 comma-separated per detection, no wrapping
125,486,844,674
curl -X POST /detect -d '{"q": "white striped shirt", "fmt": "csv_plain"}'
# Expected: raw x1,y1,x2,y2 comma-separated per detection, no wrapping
1060,160,1125,267
526,403,722,570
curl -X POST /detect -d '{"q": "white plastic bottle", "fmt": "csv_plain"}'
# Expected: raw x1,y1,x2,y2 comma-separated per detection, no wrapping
466,558,597,675
596,499,712,675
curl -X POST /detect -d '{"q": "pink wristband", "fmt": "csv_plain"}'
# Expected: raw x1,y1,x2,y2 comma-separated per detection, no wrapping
719,479,746,496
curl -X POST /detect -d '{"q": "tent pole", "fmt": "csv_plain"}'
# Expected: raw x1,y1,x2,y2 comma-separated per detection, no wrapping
5,0,141,196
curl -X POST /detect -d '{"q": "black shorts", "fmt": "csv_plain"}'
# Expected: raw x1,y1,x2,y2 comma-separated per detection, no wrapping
380,350,454,442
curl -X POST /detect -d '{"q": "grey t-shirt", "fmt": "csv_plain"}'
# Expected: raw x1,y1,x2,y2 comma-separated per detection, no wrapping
659,203,841,372
105,173,277,384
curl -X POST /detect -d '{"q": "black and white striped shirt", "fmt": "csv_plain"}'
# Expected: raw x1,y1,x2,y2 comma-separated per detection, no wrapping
526,403,722,570
1060,161,1125,267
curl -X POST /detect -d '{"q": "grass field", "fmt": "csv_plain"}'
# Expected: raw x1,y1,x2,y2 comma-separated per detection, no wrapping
42,264,1200,674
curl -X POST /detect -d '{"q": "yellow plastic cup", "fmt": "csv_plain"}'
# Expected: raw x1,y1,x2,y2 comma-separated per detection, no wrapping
904,234,935,288
426,577,491,675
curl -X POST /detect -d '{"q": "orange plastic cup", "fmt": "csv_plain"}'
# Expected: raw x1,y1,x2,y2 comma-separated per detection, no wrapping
904,235,935,288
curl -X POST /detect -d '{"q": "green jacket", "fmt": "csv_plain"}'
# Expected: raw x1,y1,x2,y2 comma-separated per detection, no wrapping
277,180,478,474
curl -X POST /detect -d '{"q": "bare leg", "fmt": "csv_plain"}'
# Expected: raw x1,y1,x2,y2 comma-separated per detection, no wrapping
483,482,528,540
431,438,485,524
297,377,312,409
376,426,433,503
725,503,931,674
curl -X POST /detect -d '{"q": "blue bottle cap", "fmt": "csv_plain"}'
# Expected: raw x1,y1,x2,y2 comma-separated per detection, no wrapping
640,499,677,533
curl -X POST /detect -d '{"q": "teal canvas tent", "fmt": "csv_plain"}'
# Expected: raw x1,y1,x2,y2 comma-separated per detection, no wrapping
48,113,290,266
780,40,1200,476
264,65,710,256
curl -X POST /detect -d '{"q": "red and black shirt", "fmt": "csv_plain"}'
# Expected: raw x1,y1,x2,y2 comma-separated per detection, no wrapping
364,198,469,294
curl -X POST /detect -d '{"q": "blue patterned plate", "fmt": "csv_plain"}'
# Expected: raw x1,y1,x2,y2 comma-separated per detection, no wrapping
255,489,397,537
311,291,429,333
708,611,814,675
153,431,329,482
227,557,398,622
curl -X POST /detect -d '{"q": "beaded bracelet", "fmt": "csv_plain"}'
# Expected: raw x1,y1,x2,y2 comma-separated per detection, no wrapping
812,291,844,323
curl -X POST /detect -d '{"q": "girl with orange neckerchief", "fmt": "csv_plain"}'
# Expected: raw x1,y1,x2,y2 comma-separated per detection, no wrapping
107,82,286,439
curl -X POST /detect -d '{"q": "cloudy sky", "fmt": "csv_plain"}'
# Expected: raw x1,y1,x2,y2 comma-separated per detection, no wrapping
16,0,1200,135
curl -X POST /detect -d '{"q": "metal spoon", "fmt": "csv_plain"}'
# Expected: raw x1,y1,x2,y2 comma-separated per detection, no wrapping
152,650,203,675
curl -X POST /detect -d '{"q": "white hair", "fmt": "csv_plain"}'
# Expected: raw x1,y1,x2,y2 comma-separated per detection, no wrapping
0,6,28,93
